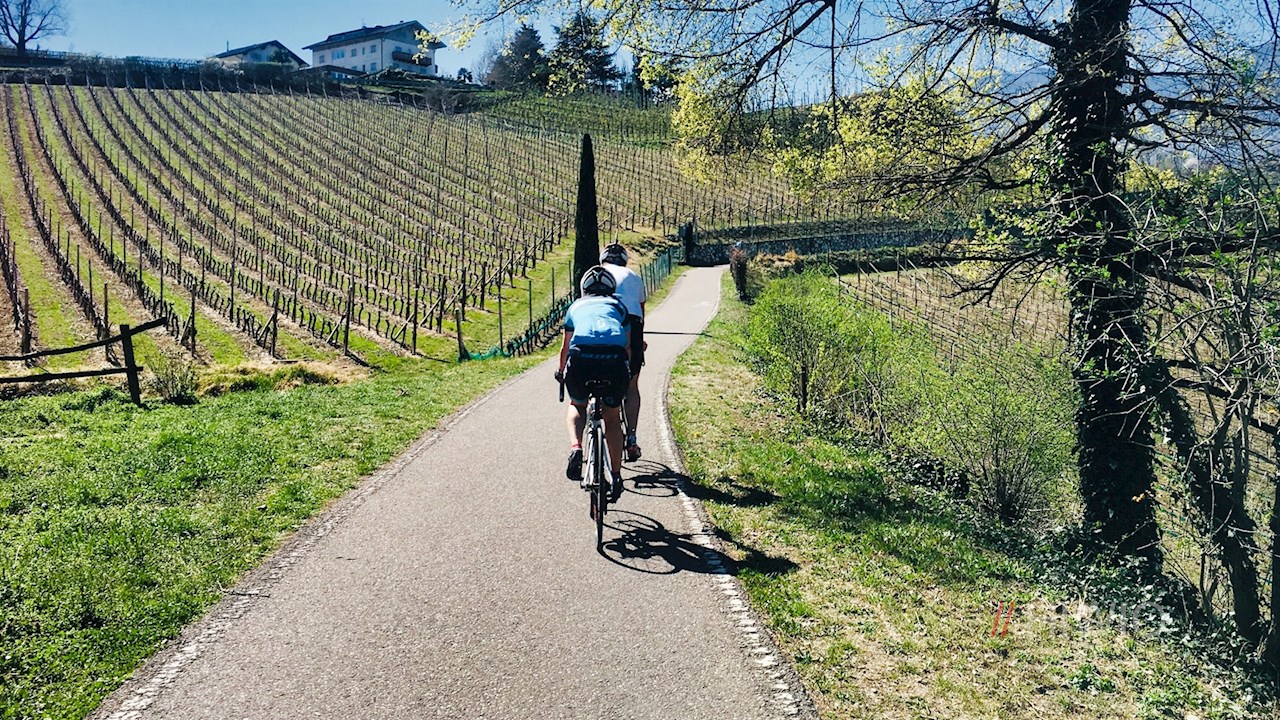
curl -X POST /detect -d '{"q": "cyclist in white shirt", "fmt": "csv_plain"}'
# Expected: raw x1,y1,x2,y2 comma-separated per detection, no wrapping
600,243,646,461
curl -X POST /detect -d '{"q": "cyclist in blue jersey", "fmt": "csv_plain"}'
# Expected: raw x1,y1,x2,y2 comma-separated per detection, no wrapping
556,266,631,498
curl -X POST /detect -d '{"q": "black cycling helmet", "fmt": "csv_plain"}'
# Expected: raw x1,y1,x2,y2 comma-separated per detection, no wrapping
600,243,629,266
580,265,617,296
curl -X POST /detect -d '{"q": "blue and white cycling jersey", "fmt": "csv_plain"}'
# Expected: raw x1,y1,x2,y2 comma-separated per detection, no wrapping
564,296,628,348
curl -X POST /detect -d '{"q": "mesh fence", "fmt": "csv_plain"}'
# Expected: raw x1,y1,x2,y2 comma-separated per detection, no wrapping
839,260,1279,624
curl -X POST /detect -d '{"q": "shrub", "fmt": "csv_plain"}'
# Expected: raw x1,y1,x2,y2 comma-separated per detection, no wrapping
910,341,1077,526
746,270,858,417
147,348,198,405
729,244,750,300
744,270,1076,526
745,270,937,433
841,308,938,442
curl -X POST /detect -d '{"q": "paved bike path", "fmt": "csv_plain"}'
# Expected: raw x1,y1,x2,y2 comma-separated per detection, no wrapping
95,265,811,720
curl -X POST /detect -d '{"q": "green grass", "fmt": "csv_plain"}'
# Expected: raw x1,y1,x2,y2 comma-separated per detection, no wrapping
0,351,544,719
669,272,1267,719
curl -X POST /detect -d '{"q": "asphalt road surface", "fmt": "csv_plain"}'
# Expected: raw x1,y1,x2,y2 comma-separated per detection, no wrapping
93,265,813,720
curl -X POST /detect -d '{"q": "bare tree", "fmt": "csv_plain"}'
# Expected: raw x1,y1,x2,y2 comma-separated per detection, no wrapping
0,0,67,55
473,39,501,86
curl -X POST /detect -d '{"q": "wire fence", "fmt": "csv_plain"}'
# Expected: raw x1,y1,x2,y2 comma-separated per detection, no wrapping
839,258,1280,624
472,245,681,360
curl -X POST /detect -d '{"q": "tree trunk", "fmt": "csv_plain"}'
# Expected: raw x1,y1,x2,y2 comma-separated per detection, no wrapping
1268,431,1280,664
572,134,599,298
1153,364,1262,642
1051,0,1162,564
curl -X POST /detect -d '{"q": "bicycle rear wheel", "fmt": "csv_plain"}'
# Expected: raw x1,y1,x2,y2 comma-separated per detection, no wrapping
589,408,607,551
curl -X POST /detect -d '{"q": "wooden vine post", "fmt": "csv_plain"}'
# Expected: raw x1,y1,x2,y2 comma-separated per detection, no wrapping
455,300,469,361
186,285,197,353
119,323,142,405
410,285,419,355
19,288,31,354
343,281,354,353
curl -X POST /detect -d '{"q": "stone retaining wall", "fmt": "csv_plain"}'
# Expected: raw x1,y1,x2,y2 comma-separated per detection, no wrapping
683,227,969,266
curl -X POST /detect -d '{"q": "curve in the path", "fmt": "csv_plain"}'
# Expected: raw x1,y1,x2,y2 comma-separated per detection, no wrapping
93,265,814,720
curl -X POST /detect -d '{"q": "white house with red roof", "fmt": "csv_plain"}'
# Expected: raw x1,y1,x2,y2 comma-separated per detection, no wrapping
302,21,445,78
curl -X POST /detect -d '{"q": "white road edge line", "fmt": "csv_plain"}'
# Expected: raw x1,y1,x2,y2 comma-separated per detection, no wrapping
652,268,812,720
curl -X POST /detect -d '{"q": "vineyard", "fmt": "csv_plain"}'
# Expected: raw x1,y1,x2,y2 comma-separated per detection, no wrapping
0,76,856,378
840,261,1280,628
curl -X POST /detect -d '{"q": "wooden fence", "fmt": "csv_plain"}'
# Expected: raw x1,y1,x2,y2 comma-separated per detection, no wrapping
0,318,165,404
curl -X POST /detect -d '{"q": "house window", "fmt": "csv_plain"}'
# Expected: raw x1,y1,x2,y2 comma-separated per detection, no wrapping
370,44,377,53
361,64,366,71
370,62,377,72
317,53,325,63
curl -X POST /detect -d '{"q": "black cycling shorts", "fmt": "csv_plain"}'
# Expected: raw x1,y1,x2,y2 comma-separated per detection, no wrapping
628,316,644,377
565,344,630,408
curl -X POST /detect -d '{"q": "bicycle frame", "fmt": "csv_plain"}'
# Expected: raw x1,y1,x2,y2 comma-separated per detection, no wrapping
559,374,613,551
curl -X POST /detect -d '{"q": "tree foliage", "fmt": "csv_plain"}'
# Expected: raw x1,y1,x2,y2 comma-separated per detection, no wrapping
622,51,683,103
547,11,622,95
769,77,994,216
485,23,550,90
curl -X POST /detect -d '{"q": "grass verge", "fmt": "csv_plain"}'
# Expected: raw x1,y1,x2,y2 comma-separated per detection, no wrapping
0,350,544,719
669,272,1266,719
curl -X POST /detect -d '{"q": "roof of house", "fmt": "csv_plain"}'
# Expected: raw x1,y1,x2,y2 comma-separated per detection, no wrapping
302,21,446,51
214,40,306,66
296,64,366,77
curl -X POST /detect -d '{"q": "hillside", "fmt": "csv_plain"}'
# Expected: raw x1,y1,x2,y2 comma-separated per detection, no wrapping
0,79,846,376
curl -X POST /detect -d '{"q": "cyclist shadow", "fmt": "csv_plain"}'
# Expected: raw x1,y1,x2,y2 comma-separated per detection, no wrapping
600,510,730,575
625,459,683,498
600,460,798,579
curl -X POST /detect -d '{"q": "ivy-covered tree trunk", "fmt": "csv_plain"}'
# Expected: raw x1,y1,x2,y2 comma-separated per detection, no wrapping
1153,366,1262,642
1051,0,1162,564
572,133,599,298
1269,430,1280,663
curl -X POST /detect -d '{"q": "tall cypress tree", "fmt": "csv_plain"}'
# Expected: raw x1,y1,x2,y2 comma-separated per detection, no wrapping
572,133,598,298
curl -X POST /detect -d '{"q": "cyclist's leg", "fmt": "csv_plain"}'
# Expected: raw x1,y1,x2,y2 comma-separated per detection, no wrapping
624,374,641,453
624,316,643,457
563,367,590,481
565,400,587,447
602,404,625,479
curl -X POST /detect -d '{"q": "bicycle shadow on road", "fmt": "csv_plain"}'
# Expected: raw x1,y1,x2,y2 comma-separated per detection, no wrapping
627,460,780,509
605,460,798,580
600,510,730,575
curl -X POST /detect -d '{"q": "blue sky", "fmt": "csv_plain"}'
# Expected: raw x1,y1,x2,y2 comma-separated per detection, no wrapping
37,0,547,76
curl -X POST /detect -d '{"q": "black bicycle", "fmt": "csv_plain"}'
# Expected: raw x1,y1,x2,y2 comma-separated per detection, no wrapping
560,376,617,551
